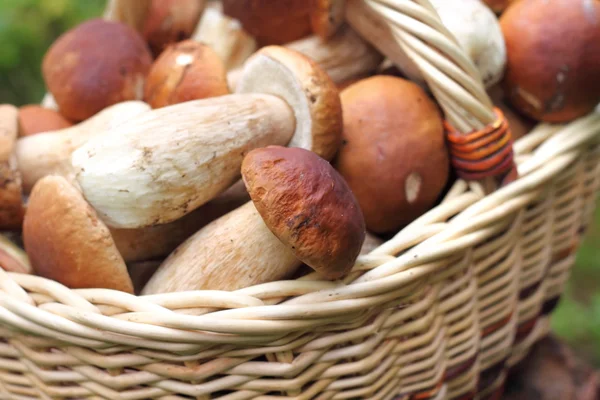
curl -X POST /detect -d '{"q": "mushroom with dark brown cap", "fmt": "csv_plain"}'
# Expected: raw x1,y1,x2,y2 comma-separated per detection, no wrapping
0,105,25,231
23,175,134,293
71,46,343,229
144,40,229,108
334,76,449,234
42,19,153,122
500,0,600,122
142,0,206,56
142,146,365,294
18,106,73,137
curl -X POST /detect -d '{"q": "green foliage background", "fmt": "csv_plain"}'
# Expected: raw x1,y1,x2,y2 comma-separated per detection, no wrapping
0,0,599,365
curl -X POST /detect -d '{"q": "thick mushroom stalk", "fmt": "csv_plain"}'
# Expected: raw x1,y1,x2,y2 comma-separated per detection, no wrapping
142,146,365,294
16,101,150,194
71,46,342,229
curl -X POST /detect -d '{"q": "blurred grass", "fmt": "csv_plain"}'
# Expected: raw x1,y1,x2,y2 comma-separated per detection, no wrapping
1,0,599,366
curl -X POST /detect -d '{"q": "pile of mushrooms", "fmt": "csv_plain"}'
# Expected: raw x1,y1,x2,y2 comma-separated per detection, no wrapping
0,0,596,299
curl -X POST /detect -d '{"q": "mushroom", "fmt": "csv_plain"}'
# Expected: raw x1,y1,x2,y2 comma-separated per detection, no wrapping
16,101,150,194
190,2,257,70
71,46,342,229
0,105,25,231
42,19,153,121
144,40,229,108
111,179,250,263
345,0,506,88
0,233,31,274
500,0,600,122
142,0,207,56
227,24,384,90
221,0,312,46
18,105,73,137
23,176,133,293
142,146,365,294
334,76,449,234
103,0,152,32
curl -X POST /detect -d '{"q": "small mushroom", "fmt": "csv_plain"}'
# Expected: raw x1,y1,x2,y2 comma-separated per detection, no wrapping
18,105,73,137
144,40,229,108
42,19,153,121
0,233,31,274
16,101,150,194
0,105,25,231
142,146,365,294
334,76,449,234
221,0,312,46
23,176,133,293
71,46,342,229
142,0,206,56
190,3,257,70
500,0,600,122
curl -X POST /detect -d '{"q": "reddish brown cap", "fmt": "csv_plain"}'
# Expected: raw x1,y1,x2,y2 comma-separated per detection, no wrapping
144,40,229,108
500,0,600,122
18,105,73,137
42,19,152,122
334,76,449,234
142,0,206,56
23,175,133,293
222,0,312,46
242,146,365,280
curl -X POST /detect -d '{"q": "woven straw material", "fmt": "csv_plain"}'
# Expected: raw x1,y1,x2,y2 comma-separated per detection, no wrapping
4,0,600,399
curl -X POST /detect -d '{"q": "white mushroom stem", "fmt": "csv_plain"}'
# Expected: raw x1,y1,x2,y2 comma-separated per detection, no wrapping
191,3,257,70
103,0,152,32
71,94,294,229
142,201,300,294
227,25,383,89
16,101,150,194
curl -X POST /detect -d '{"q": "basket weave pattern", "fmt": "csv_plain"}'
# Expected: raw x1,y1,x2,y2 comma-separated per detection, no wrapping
1,0,600,399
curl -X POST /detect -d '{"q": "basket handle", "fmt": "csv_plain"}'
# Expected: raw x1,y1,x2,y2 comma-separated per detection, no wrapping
346,0,517,193
102,0,152,33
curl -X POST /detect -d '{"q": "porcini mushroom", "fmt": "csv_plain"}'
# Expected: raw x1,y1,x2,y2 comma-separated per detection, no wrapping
191,3,257,70
221,0,312,46
334,76,449,234
18,105,73,137
500,0,600,122
23,176,133,293
42,19,153,121
16,101,150,194
0,105,25,231
142,0,206,56
71,46,342,229
0,233,31,275
142,146,365,294
144,40,229,108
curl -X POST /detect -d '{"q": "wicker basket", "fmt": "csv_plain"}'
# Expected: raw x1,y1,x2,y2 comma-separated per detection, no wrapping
2,1,600,399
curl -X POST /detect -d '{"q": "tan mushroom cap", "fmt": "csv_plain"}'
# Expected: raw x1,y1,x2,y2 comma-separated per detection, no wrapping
144,40,230,108
23,175,133,293
0,105,25,230
236,46,343,161
242,146,365,280
334,76,449,234
42,19,152,121
311,0,346,40
18,105,73,137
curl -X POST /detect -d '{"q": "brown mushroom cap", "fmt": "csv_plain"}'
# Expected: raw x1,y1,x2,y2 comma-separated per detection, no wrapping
23,175,133,293
0,105,25,230
242,146,365,280
18,105,73,137
311,0,346,40
334,76,449,234
500,0,600,123
222,0,312,46
142,0,206,56
42,19,152,122
237,46,343,161
144,40,229,108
